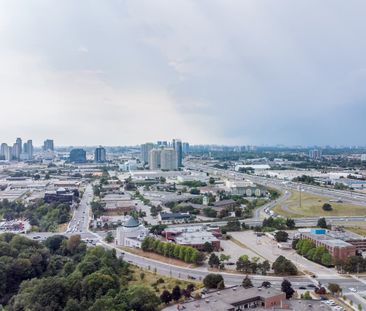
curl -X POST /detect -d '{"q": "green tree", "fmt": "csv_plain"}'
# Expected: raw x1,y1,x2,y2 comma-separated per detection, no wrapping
208,253,220,268
203,274,224,289
160,290,172,304
328,283,341,295
242,275,253,288
171,285,182,301
126,285,160,311
286,218,296,229
105,232,114,243
275,231,289,242
236,255,251,273
317,217,327,229
281,279,295,299
203,242,214,253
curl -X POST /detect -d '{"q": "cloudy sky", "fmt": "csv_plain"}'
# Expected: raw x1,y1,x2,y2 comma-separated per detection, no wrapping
1,0,366,146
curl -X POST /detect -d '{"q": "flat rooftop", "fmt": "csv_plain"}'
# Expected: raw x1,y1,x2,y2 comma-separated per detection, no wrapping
162,286,284,311
175,231,219,245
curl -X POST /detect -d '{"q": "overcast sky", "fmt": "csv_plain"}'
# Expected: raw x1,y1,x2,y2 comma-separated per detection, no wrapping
1,0,366,146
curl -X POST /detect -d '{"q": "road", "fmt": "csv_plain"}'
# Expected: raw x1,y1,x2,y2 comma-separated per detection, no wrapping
66,184,94,235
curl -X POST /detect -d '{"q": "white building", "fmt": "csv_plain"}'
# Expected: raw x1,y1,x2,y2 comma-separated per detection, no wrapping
149,148,161,170
141,143,155,164
119,160,138,171
160,148,178,170
148,148,178,171
115,217,148,247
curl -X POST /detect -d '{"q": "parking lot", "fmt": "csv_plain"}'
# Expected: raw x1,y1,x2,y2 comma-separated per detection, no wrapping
230,231,339,277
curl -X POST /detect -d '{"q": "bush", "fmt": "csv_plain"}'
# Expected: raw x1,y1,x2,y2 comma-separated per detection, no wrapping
322,203,332,211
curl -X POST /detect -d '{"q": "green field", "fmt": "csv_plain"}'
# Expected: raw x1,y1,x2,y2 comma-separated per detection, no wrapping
273,191,366,218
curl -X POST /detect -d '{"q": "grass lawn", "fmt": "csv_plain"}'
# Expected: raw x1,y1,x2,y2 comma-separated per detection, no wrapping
273,191,366,218
129,265,202,295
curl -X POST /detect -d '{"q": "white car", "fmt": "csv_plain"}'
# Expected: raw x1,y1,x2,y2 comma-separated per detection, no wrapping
349,287,357,292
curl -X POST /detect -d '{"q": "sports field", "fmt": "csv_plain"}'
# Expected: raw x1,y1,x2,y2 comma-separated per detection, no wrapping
273,190,366,218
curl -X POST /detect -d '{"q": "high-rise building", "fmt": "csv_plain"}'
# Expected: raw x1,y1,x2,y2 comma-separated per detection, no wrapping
309,149,322,160
182,142,190,154
12,143,20,160
26,140,33,160
361,154,366,162
172,139,183,167
157,141,168,147
0,143,8,160
160,148,178,170
69,149,87,163
16,138,22,156
140,143,154,164
43,139,54,151
95,146,106,163
149,148,161,170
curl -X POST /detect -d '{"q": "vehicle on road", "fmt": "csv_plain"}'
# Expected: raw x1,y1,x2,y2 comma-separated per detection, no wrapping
349,287,357,292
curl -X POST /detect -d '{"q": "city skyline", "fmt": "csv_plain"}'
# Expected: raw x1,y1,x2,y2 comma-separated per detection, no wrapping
1,1,366,146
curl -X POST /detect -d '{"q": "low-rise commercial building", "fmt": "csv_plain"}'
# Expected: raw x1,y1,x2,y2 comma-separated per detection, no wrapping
158,212,191,224
298,228,366,261
163,286,287,311
44,187,74,204
162,225,221,251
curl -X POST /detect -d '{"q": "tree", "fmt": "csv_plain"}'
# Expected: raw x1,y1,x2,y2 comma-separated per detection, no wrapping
322,203,332,211
43,235,67,254
172,285,182,301
281,279,295,299
328,283,342,295
105,232,114,243
203,274,224,289
160,290,172,304
242,275,253,288
209,177,215,185
208,253,220,268
126,285,160,311
219,254,231,263
203,242,214,253
236,255,252,273
258,260,271,275
272,256,297,275
286,218,296,229
317,218,327,229
275,231,289,242
261,281,271,288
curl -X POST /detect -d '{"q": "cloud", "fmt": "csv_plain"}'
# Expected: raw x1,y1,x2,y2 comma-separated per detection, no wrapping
0,0,366,146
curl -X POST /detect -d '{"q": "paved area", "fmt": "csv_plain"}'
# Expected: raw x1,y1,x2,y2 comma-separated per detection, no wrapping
230,231,339,277
218,239,264,263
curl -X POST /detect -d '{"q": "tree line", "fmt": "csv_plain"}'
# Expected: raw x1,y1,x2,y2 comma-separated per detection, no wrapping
295,239,332,267
141,236,205,264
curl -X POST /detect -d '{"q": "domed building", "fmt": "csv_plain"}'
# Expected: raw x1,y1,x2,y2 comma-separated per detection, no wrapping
116,216,148,248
